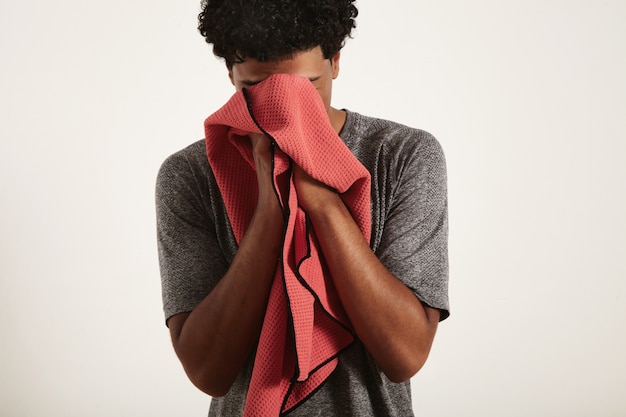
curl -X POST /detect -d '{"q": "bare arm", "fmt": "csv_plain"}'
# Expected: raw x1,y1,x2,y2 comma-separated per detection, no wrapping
294,166,440,383
167,133,283,397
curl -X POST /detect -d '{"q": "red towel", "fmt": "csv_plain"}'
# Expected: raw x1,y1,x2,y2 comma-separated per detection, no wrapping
204,74,371,416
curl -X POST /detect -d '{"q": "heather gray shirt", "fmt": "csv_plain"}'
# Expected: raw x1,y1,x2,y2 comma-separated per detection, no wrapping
156,110,449,416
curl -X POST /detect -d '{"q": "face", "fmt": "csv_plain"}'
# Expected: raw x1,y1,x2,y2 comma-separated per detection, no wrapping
228,46,340,118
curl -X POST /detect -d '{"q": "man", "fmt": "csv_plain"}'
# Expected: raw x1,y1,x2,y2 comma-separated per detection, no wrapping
156,1,449,415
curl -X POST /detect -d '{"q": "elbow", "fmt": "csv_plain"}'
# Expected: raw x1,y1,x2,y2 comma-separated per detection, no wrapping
385,360,426,383
194,380,231,398
168,314,237,397
384,305,440,383
382,349,431,383
184,363,234,397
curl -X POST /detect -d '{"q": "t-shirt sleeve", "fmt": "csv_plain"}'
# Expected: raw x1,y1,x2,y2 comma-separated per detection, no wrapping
375,132,450,320
155,148,230,325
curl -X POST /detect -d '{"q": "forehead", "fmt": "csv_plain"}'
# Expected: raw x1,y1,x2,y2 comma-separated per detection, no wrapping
231,47,328,82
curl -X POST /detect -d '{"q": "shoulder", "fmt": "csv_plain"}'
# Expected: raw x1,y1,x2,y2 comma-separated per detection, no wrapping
341,111,446,175
157,139,207,179
156,139,209,192
342,111,444,158
155,139,217,221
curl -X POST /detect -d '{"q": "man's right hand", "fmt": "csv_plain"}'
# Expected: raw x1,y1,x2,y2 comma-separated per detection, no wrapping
166,130,284,397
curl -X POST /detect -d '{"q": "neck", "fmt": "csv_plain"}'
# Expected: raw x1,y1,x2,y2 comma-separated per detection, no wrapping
329,107,347,134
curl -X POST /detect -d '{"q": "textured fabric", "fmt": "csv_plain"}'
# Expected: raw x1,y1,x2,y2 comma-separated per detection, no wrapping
202,74,371,416
156,110,449,416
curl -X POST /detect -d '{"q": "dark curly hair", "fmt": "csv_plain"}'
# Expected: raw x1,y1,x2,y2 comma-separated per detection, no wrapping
198,0,358,67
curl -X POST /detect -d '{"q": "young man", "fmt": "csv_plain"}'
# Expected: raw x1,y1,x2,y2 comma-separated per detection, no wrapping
156,1,449,415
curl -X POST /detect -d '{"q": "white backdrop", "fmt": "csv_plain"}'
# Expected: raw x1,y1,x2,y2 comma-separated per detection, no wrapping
1,1,625,416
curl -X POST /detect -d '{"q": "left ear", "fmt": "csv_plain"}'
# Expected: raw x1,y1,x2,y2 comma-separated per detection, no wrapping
330,52,341,79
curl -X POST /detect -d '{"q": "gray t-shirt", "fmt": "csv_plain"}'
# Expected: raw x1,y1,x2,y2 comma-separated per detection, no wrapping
156,110,449,416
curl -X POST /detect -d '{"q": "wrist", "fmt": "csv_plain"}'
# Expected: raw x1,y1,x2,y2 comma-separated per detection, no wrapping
302,190,344,219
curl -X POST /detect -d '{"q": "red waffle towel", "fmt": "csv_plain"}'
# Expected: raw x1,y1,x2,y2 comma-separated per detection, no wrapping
204,74,371,416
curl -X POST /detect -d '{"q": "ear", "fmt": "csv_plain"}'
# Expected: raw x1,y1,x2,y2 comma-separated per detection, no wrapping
330,52,341,79
227,64,235,86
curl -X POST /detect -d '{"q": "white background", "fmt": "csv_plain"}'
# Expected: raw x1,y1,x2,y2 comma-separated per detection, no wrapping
1,0,625,416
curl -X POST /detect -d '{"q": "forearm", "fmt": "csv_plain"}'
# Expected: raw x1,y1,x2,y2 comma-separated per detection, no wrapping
171,136,283,396
306,194,439,382
173,200,282,395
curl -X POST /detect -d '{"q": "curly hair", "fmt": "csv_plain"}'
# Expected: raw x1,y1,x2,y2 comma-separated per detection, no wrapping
198,0,358,67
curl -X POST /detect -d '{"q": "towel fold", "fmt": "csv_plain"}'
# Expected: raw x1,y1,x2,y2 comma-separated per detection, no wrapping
204,73,371,416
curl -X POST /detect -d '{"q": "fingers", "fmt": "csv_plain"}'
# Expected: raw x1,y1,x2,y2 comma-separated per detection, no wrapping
249,133,273,166
248,132,270,152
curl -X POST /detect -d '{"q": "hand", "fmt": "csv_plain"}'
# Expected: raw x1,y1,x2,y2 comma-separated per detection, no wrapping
248,132,273,172
293,164,339,213
249,132,271,157
249,132,281,210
